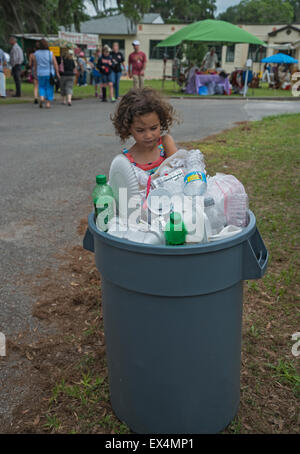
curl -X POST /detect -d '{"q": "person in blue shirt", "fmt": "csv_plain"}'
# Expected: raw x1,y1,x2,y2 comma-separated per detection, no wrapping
97,45,115,102
90,48,102,98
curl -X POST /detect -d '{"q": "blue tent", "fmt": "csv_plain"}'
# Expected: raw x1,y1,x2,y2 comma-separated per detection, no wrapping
261,53,298,64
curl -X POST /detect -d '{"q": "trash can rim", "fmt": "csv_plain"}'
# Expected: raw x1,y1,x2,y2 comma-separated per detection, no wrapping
88,210,257,256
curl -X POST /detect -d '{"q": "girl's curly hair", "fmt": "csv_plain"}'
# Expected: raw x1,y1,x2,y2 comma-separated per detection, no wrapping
111,87,179,141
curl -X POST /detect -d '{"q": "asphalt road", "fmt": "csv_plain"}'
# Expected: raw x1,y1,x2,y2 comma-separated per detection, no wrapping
1,97,300,429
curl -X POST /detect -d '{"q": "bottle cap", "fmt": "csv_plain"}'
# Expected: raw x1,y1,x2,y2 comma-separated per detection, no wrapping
165,212,187,245
96,175,107,185
170,212,182,225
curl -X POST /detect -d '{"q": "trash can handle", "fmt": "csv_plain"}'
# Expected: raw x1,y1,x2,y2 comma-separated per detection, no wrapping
83,227,95,253
242,227,268,280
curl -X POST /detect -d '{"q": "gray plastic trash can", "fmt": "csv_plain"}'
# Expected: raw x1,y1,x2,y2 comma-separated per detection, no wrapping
83,210,268,434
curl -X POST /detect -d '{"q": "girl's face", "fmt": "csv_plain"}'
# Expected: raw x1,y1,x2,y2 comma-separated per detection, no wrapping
130,112,161,149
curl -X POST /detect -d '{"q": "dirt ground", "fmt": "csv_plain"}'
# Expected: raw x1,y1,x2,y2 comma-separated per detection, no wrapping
2,218,297,434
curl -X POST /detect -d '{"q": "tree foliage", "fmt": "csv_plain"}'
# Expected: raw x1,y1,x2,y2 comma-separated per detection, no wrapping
288,0,300,21
0,0,88,45
116,0,151,25
218,0,295,24
149,0,217,23
87,0,151,24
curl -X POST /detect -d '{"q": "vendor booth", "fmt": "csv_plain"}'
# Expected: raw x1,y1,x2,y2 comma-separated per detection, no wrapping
157,19,266,96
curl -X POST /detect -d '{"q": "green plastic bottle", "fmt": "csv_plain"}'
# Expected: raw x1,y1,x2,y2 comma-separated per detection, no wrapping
92,175,115,231
164,212,187,246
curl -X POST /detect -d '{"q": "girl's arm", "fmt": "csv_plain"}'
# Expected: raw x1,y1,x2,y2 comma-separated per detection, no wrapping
162,134,177,158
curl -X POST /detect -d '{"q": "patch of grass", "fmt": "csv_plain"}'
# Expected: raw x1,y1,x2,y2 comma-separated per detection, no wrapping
267,360,300,397
181,113,300,433
44,414,61,431
0,78,294,105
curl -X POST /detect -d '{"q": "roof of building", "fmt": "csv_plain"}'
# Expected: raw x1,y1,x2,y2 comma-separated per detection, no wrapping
268,24,300,36
61,13,164,36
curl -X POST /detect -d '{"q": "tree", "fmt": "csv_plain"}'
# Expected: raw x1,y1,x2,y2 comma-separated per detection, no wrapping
149,0,217,23
288,0,300,21
116,0,151,24
218,0,294,24
87,0,151,24
0,0,88,45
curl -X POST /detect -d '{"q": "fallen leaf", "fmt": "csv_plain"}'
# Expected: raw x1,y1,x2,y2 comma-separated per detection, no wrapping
33,415,40,426
26,352,34,361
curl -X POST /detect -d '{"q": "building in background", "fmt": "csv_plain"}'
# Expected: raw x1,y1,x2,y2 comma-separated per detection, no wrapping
18,17,299,79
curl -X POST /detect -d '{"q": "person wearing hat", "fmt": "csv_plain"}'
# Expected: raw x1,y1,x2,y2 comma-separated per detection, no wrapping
128,40,147,89
60,49,76,106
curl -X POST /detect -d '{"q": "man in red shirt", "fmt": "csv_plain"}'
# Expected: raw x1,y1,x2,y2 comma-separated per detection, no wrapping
128,40,147,89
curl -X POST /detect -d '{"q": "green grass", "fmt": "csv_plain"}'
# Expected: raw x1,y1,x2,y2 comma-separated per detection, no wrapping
267,360,300,397
181,113,300,433
0,78,294,104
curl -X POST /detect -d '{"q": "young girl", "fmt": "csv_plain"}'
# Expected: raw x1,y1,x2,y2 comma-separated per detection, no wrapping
111,87,178,175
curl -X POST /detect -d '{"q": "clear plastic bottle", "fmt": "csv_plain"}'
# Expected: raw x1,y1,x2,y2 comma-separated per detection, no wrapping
204,196,226,235
183,150,207,196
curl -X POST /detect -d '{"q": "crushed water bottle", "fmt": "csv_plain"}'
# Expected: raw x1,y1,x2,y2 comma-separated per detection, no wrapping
183,149,207,196
204,196,226,235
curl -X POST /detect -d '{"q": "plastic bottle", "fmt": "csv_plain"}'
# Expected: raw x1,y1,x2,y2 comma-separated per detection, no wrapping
183,150,207,196
164,212,187,246
204,196,226,235
92,175,115,231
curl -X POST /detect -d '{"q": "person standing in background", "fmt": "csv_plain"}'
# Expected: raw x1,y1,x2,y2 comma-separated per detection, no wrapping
34,38,60,109
89,48,102,98
28,41,40,104
77,52,87,86
201,47,218,71
9,36,24,97
97,45,115,102
128,40,146,89
0,47,7,98
60,49,76,106
262,63,271,84
111,42,125,100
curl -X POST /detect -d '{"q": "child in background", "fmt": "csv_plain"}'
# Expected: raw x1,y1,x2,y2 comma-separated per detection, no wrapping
97,45,115,102
111,87,178,175
89,48,102,98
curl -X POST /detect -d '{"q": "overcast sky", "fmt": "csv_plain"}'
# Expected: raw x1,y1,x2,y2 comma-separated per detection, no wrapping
84,1,242,17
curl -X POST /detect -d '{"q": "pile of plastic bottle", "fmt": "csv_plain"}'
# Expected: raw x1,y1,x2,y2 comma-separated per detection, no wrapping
92,149,249,246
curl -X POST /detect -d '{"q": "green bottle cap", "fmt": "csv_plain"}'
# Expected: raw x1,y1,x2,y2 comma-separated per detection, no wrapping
96,174,107,185
165,212,187,246
170,212,182,225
